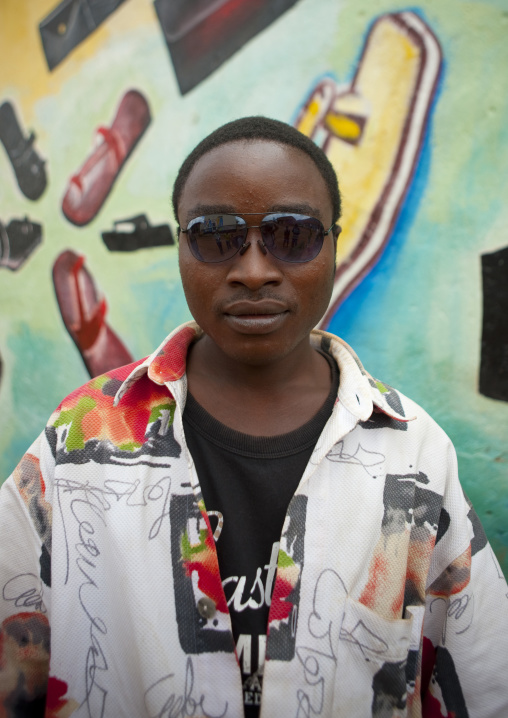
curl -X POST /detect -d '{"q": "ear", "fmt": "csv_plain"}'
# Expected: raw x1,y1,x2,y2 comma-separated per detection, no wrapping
332,224,342,253
332,224,342,240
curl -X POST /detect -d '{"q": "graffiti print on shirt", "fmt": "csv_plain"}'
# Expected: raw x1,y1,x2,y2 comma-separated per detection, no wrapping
170,492,234,654
12,453,53,587
45,370,181,467
462,493,489,557
360,472,444,615
361,381,408,431
267,494,308,661
0,611,78,716
0,612,50,714
428,547,471,598
422,639,469,718
371,659,408,716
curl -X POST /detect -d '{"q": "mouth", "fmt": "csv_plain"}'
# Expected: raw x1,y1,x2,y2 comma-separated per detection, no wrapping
222,301,289,333
223,300,288,316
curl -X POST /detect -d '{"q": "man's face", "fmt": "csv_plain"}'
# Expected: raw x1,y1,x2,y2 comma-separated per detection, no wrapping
177,139,336,367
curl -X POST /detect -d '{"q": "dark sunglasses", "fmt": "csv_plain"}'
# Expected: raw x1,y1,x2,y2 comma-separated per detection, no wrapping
179,213,340,264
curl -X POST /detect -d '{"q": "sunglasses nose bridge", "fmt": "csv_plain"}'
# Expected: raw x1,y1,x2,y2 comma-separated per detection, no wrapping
227,229,283,286
244,223,263,239
241,224,269,254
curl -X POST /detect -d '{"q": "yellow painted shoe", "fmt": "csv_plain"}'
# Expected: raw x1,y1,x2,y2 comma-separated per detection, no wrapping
295,12,442,326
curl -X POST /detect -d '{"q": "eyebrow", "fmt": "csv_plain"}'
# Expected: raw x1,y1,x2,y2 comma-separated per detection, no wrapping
185,204,237,221
184,202,323,222
266,203,323,218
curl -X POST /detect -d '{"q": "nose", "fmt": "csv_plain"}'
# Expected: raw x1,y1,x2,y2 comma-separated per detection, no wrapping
226,227,283,289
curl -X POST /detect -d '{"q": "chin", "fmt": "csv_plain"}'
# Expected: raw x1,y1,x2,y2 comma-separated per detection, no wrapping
223,334,306,367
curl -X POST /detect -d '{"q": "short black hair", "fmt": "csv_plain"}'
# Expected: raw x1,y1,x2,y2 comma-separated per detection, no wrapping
172,116,341,225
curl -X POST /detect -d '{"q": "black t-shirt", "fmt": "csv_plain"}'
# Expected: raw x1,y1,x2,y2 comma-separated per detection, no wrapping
182,352,339,717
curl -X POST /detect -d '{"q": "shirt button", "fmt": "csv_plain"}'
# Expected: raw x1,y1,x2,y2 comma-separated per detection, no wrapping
197,597,216,619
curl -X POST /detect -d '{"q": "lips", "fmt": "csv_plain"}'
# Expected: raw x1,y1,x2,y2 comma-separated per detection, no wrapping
223,300,288,316
222,300,289,334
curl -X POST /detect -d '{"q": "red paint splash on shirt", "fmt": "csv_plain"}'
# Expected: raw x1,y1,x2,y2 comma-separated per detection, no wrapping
269,577,294,621
391,581,405,616
422,692,453,717
185,560,228,613
148,326,198,383
46,676,70,713
359,552,389,609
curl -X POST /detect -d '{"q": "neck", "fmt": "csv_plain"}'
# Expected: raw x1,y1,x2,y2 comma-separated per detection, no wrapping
187,332,324,394
184,332,333,436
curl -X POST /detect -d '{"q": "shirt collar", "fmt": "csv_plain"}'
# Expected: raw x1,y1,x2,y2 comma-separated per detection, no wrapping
114,321,412,424
310,330,413,423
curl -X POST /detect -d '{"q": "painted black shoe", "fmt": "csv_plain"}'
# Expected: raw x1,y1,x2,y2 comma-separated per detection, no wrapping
0,101,47,200
102,214,174,251
39,0,129,71
0,217,43,271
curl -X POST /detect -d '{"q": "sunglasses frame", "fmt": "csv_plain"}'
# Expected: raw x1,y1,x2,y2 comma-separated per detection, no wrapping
179,212,341,264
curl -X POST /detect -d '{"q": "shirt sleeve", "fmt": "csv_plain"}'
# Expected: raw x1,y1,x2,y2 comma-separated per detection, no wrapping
421,440,508,718
0,432,53,714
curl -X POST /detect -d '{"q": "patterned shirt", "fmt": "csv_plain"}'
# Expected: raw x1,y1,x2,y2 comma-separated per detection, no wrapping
0,321,507,718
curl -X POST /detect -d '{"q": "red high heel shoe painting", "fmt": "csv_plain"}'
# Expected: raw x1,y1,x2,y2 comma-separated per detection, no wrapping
53,250,133,377
61,89,151,226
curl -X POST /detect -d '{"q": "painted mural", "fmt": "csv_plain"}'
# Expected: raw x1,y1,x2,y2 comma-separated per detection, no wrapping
296,11,442,323
0,0,507,582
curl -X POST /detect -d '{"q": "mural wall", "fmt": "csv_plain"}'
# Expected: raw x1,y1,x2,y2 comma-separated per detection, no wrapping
1,0,507,576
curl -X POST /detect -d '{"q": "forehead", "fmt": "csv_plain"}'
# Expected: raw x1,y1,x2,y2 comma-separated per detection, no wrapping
179,140,332,222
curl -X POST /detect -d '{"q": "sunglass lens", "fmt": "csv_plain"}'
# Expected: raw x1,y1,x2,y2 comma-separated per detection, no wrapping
262,215,324,263
188,215,246,262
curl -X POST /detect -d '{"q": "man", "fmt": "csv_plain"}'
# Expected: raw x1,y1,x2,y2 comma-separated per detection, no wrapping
0,117,507,718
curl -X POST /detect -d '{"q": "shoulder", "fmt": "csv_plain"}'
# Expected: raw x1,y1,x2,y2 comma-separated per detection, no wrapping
315,329,454,447
368,381,453,444
45,359,179,465
49,357,149,423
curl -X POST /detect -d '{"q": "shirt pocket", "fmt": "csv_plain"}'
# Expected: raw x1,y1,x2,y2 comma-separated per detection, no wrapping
332,597,417,717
